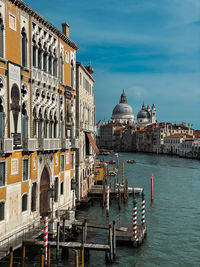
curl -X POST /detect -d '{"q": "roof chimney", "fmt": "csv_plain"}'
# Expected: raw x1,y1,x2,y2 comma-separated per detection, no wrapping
61,22,70,37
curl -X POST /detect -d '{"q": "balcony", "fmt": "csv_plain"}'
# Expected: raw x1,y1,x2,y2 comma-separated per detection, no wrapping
22,138,37,152
80,122,96,133
61,139,71,150
71,138,79,148
0,138,13,154
37,138,61,151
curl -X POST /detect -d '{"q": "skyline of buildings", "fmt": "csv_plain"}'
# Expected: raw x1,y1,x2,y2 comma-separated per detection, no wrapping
24,0,200,129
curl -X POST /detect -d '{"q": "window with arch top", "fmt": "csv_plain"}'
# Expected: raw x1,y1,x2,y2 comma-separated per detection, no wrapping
21,27,27,67
0,14,4,58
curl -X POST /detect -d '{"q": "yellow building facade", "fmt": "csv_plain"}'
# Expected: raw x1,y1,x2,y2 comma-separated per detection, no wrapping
0,0,79,241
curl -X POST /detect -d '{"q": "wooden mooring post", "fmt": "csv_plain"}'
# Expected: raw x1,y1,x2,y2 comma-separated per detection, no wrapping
63,217,66,242
9,247,13,267
22,242,26,267
112,221,116,260
75,250,79,267
40,249,44,267
48,245,51,267
118,183,121,209
56,221,60,260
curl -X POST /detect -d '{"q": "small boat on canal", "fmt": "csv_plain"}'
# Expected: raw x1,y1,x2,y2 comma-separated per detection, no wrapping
127,159,136,164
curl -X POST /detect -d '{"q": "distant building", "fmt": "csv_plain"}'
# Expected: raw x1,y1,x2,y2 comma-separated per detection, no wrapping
76,62,97,201
110,90,135,126
137,103,156,126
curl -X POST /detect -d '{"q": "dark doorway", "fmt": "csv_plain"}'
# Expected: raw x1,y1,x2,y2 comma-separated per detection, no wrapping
40,167,50,217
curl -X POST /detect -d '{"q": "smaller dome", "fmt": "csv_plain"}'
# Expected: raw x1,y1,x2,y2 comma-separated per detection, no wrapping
137,109,150,119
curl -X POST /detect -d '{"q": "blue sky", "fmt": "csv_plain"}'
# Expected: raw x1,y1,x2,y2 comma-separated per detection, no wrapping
25,0,200,128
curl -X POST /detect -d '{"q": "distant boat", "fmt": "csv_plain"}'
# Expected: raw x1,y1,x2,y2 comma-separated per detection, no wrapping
116,184,143,194
127,159,136,164
105,160,116,165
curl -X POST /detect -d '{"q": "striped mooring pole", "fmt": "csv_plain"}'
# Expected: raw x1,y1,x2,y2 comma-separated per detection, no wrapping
106,185,110,217
133,198,138,242
43,216,48,264
141,191,145,226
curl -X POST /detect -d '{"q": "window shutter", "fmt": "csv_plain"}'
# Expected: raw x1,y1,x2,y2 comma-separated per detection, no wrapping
23,161,25,180
22,115,25,138
0,112,5,138
25,116,28,138
0,163,3,186
61,122,64,138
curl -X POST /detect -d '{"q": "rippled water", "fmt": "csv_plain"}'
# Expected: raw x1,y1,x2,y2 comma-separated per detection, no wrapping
30,152,200,267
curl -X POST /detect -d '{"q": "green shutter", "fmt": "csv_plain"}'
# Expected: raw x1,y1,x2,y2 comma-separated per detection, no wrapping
0,112,5,138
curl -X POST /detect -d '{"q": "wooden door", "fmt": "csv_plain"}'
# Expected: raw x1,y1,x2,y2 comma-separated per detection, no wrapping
40,167,50,217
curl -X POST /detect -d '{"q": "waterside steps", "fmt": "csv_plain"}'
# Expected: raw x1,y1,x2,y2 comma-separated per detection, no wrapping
0,223,43,261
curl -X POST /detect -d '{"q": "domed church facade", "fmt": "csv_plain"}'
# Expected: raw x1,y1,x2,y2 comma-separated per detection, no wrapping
110,90,135,125
137,103,156,126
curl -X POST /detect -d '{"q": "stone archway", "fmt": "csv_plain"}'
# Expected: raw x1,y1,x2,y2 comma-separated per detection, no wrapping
40,166,50,217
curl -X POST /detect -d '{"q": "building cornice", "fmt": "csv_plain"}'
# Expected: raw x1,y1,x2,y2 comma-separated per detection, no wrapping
10,0,79,50
76,61,95,82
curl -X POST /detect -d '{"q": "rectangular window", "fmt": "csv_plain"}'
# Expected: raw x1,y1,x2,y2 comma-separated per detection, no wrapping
0,202,4,221
71,153,74,169
31,183,36,212
60,182,64,195
9,13,16,31
0,162,5,187
22,194,28,212
54,177,58,202
80,73,82,86
23,159,28,181
61,155,64,172
0,20,4,58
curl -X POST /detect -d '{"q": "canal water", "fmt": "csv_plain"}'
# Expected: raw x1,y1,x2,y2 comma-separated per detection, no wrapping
30,152,200,267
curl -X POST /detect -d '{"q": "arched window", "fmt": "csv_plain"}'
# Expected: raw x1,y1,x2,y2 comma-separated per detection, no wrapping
43,50,47,72
38,42,42,70
38,108,43,138
44,110,48,138
53,58,57,77
60,54,64,83
54,114,58,138
21,28,27,67
33,107,37,137
22,102,28,139
60,111,64,139
0,97,5,138
32,41,37,67
0,14,4,58
71,60,74,88
48,47,52,75
49,111,53,138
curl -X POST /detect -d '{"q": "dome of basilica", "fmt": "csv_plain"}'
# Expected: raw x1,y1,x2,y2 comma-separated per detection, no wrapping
112,103,134,117
110,90,134,124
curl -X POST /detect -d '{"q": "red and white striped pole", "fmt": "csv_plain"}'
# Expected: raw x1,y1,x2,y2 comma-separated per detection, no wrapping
133,198,138,243
106,185,110,217
43,216,48,264
151,174,154,201
141,191,145,227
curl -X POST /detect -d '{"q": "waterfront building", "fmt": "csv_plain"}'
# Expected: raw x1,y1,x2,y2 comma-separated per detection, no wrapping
137,103,156,126
163,134,193,155
75,62,98,201
180,139,200,158
0,0,79,243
